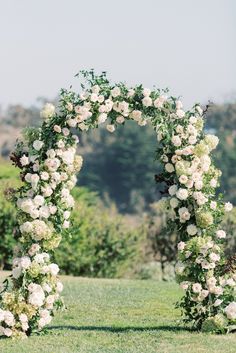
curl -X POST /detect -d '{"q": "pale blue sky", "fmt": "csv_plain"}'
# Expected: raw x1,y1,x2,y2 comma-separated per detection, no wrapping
0,0,235,108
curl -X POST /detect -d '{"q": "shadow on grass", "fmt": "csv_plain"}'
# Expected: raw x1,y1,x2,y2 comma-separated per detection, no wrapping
48,325,195,333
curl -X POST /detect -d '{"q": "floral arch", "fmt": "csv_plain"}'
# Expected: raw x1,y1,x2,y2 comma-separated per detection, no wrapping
0,70,235,338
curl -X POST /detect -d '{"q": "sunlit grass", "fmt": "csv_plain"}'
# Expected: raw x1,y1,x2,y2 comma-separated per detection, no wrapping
0,273,235,353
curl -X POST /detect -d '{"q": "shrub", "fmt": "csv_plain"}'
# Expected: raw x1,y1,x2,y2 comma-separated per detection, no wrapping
54,187,144,277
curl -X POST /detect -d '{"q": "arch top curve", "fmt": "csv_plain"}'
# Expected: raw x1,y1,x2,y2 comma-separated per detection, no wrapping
0,70,234,338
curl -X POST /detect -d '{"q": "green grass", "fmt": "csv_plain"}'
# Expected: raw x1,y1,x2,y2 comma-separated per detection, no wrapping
0,273,235,353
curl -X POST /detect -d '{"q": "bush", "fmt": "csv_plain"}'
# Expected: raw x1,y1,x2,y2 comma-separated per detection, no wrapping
0,160,20,269
54,187,144,277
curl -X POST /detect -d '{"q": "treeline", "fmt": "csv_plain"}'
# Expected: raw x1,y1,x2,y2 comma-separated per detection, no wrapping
0,100,236,212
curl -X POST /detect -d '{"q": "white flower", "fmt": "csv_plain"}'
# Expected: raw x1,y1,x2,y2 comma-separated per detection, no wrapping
3,328,13,337
66,102,73,111
29,287,45,307
192,283,202,293
67,118,77,127
62,128,70,136
225,302,236,320
20,256,31,269
33,140,44,151
40,103,55,120
34,195,45,207
154,95,166,108
4,311,15,326
176,109,185,119
116,115,125,124
143,88,151,96
179,175,188,184
178,207,190,222
45,158,61,172
106,124,115,133
12,266,22,279
209,253,220,263
168,185,178,196
176,188,188,200
28,243,40,256
196,105,203,115
53,125,61,133
63,211,71,220
177,241,186,251
225,202,233,212
176,100,183,109
63,220,70,229
111,87,121,97
210,201,217,210
20,155,29,166
98,113,108,124
171,135,182,147
170,198,179,208
214,299,223,307
210,179,217,188
127,89,135,97
142,96,152,107
61,149,75,165
19,313,28,323
216,230,226,239
131,110,142,121
187,224,198,236
48,263,59,276
20,221,33,233
165,163,174,173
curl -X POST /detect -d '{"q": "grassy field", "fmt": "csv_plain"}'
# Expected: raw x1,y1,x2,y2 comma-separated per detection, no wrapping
0,273,236,353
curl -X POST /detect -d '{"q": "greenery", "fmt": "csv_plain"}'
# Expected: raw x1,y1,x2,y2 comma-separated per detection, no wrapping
0,272,235,353
54,187,144,278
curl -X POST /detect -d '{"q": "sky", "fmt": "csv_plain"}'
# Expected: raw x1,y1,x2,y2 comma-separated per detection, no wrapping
0,0,235,108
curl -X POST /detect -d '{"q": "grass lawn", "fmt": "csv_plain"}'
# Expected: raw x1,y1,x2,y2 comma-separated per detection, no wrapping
0,273,235,353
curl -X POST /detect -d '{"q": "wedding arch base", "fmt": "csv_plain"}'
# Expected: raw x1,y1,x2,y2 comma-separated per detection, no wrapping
0,70,235,338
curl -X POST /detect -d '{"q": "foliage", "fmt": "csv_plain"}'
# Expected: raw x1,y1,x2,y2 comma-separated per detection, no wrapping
0,161,20,269
55,187,143,278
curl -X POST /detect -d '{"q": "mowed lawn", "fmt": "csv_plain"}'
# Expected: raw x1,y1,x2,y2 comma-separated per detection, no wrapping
0,273,236,353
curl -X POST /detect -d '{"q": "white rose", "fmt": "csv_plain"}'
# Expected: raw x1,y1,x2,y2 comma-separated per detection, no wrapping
48,263,59,276
216,230,226,239
20,155,29,166
111,87,121,97
97,113,107,124
177,241,186,251
116,115,125,124
53,125,61,133
176,110,185,119
142,96,152,107
176,188,188,200
179,175,188,184
176,100,183,109
168,185,177,196
67,118,77,127
192,283,202,293
20,256,31,269
106,124,115,133
210,179,217,188
225,302,236,320
170,198,179,208
165,163,174,173
34,195,45,207
171,135,182,147
33,140,44,151
143,88,151,96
